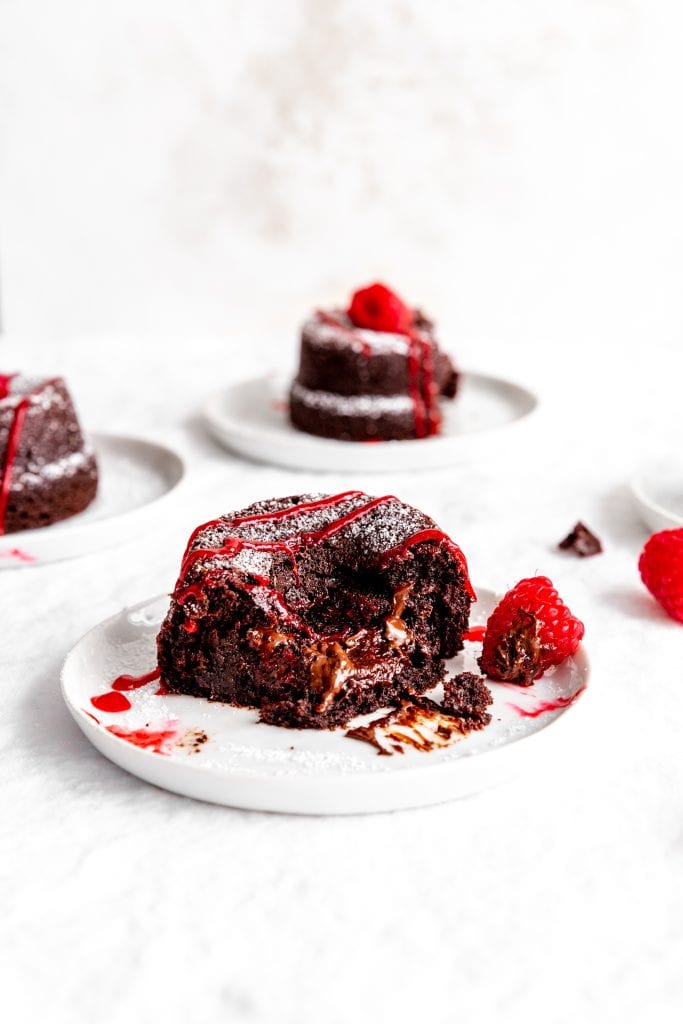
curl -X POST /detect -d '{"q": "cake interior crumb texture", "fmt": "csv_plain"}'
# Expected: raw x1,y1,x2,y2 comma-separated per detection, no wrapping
157,492,474,729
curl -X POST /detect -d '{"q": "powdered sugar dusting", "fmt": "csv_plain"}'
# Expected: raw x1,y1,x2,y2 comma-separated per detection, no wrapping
290,381,412,417
16,448,94,487
303,314,410,355
0,375,60,410
185,492,440,580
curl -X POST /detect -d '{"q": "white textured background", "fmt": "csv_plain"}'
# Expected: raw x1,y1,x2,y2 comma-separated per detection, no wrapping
1,0,683,349
1,4,683,1024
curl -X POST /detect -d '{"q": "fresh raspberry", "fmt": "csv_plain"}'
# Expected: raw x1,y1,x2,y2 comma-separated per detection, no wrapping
347,282,412,333
638,528,683,623
479,576,585,684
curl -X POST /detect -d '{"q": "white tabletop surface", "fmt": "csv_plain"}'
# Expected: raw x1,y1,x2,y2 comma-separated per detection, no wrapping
1,333,682,1023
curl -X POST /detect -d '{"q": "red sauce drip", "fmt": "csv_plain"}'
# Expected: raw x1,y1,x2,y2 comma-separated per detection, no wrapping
106,724,178,754
420,333,440,435
463,625,486,642
404,326,441,439
406,334,426,437
507,685,586,718
83,709,100,725
0,397,30,536
242,580,313,634
315,309,369,351
91,691,132,713
0,547,36,562
111,667,162,692
0,374,17,399
182,495,396,589
300,494,394,545
0,377,55,536
378,528,475,600
313,313,441,437
176,582,207,605
179,487,366,577
173,494,474,628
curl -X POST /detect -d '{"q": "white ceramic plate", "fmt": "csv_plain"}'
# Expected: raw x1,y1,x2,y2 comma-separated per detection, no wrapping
631,458,683,533
0,433,185,568
202,372,539,473
61,587,589,815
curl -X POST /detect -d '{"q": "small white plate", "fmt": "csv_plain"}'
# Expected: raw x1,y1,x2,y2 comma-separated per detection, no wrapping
61,588,589,815
0,433,185,568
631,458,683,533
202,372,539,473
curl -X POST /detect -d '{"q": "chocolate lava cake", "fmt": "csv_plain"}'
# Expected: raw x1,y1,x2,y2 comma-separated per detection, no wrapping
157,491,475,729
289,282,459,442
0,373,98,534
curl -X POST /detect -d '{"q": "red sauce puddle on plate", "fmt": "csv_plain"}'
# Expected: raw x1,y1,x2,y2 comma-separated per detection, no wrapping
91,691,132,713
506,684,587,718
0,547,36,562
106,723,179,754
463,625,486,642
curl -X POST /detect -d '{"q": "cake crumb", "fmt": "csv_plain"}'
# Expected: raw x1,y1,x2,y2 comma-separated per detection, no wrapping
442,672,493,729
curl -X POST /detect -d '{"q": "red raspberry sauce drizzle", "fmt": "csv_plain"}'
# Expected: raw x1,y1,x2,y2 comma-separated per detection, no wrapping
314,312,441,436
463,625,486,642
0,376,55,536
94,496,473,701
405,328,440,438
377,528,475,600
90,667,164,713
174,494,475,628
507,684,587,718
111,667,162,691
0,547,36,563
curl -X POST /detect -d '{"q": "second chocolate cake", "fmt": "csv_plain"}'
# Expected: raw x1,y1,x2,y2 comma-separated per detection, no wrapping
157,492,474,729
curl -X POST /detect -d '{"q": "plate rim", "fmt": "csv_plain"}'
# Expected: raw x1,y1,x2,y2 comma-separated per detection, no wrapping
60,588,590,814
630,467,683,531
0,431,187,564
201,370,541,471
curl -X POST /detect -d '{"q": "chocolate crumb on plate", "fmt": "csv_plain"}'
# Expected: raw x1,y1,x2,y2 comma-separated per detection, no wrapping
558,521,603,557
442,672,493,729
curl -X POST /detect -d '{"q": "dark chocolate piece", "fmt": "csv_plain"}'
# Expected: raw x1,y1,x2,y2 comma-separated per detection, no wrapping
558,521,603,557
479,608,542,686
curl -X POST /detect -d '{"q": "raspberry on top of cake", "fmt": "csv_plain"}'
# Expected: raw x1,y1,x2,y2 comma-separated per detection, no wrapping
157,491,474,730
289,283,459,443
0,373,98,535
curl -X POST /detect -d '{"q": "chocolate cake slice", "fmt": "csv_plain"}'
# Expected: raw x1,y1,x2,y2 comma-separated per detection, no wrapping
157,492,474,729
289,283,459,443
0,373,98,534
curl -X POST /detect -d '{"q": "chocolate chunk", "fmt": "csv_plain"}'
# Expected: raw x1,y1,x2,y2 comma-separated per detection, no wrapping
442,672,493,729
479,608,542,686
558,521,603,557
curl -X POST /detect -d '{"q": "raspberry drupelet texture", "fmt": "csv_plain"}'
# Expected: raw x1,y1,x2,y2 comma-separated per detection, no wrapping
479,576,585,685
347,282,412,333
639,528,683,623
